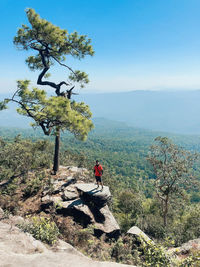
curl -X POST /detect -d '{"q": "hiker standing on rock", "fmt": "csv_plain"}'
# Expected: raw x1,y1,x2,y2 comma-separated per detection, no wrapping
94,160,103,190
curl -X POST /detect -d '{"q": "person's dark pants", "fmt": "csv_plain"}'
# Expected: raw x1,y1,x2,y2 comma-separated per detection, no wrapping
95,176,102,183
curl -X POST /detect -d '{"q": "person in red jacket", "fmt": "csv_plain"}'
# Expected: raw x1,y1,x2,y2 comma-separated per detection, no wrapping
94,160,103,190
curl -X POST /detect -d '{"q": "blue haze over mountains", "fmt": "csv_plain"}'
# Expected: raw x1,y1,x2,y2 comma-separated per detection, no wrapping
1,90,200,135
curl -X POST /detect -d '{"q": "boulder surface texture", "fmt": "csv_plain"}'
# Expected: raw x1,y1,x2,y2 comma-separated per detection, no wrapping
0,221,137,267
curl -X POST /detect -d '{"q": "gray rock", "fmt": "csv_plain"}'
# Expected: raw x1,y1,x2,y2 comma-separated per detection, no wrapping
41,180,120,239
75,183,111,207
41,195,62,204
51,178,77,194
62,188,78,201
94,205,120,238
42,177,77,196
0,207,4,220
127,226,151,242
181,238,200,252
57,199,94,226
41,194,53,204
62,185,79,200
173,238,200,255
68,166,79,172
66,166,87,173
41,195,63,211
53,239,86,256
0,221,136,267
0,221,47,254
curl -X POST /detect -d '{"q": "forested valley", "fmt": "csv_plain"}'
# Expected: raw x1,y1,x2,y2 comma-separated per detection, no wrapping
0,119,199,266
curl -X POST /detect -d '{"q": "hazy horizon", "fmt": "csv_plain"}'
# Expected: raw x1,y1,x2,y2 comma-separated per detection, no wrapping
2,1,200,134
2,90,200,135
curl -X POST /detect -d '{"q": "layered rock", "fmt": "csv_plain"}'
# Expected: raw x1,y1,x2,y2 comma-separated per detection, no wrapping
94,205,121,238
41,166,120,238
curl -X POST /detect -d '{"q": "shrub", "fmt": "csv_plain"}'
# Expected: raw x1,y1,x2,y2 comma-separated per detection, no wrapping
23,172,45,197
18,216,60,245
139,237,171,267
74,227,94,248
0,138,52,184
111,237,137,264
166,204,200,246
177,251,200,267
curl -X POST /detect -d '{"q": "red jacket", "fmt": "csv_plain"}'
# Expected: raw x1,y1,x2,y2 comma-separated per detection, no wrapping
94,164,103,176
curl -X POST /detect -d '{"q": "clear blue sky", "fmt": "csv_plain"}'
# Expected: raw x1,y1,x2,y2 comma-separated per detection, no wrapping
1,0,200,93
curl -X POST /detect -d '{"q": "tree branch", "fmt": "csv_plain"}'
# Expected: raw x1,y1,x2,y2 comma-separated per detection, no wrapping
52,55,76,76
39,122,51,135
37,66,58,90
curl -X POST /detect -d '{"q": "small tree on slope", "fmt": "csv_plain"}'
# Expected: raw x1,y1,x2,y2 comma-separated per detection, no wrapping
148,136,198,227
0,8,94,174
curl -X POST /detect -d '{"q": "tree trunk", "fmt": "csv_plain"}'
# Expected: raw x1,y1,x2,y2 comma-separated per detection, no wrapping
163,196,169,227
53,131,60,174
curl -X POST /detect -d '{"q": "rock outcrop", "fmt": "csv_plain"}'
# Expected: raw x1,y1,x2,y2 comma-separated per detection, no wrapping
0,220,137,267
127,226,151,242
169,238,200,257
75,183,111,207
41,166,120,238
178,238,200,253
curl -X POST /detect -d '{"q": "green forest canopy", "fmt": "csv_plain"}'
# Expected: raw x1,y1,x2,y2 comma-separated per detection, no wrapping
0,119,200,203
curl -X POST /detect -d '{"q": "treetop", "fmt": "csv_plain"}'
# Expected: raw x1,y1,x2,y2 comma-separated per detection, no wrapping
14,8,94,77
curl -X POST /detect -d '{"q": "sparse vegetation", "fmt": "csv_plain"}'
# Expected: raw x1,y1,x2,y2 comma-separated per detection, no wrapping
18,216,60,245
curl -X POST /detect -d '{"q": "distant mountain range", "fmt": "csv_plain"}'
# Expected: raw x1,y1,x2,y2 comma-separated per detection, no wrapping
1,90,200,134
79,90,200,135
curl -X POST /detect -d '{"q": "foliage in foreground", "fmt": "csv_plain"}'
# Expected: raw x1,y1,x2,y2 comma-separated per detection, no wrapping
18,216,60,245
109,236,171,266
0,136,52,184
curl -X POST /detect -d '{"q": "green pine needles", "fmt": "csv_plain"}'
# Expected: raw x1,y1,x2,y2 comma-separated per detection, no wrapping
1,8,95,173
6,80,93,140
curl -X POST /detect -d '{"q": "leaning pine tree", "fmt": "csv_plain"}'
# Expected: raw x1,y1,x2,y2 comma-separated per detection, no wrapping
0,8,94,174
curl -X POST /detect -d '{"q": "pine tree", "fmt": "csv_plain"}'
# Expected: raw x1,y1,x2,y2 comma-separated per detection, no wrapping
0,8,94,173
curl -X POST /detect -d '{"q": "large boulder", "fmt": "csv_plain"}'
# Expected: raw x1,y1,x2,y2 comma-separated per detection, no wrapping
41,195,63,209
127,226,151,243
62,185,78,201
40,174,119,238
42,165,89,196
75,183,111,207
0,221,47,254
0,221,137,267
57,199,94,227
94,205,120,239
